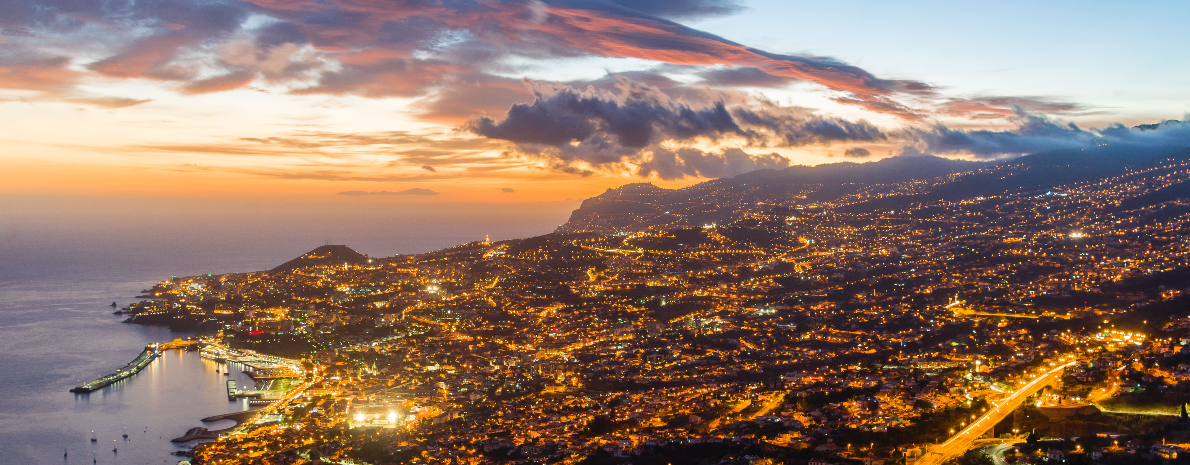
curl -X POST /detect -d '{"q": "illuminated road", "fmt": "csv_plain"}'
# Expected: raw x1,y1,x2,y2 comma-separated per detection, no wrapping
952,308,1041,319
916,360,1077,465
1087,367,1124,403
989,443,1014,465
227,376,316,436
748,391,787,420
706,398,752,430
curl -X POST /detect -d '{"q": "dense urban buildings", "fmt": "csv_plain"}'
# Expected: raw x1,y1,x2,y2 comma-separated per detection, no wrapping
135,149,1190,465
8,1,1190,464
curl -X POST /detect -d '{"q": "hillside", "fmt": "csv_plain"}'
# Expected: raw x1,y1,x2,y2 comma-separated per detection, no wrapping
559,147,1190,234
557,155,983,233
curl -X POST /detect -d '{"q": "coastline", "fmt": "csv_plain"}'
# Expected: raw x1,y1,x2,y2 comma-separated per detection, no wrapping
0,277,262,465
172,410,258,443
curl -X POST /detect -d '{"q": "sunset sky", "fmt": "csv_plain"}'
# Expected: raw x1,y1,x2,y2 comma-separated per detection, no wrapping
2,0,1189,205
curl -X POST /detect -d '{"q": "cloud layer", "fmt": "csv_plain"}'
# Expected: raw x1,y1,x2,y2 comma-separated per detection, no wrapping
904,115,1190,159
4,0,1181,184
465,76,1190,175
464,77,893,178
0,0,1081,123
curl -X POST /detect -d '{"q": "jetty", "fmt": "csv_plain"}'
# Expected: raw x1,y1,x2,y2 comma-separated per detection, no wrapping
171,427,217,443
171,410,257,443
70,346,160,393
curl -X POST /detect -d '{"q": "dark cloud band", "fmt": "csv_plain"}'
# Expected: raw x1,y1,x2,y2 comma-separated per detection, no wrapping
336,188,441,196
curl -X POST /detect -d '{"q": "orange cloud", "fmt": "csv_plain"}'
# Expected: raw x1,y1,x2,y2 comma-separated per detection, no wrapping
63,97,154,108
5,0,1086,124
182,70,258,94
414,74,535,124
88,33,201,81
0,56,79,93
936,97,1084,120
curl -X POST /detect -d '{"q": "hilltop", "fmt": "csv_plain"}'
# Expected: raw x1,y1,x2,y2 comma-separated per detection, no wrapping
271,245,369,272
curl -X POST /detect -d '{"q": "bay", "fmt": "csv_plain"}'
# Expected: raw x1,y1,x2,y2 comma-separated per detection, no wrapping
0,279,259,465
0,198,573,464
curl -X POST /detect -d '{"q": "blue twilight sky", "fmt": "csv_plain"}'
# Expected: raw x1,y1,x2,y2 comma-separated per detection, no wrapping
689,0,1190,122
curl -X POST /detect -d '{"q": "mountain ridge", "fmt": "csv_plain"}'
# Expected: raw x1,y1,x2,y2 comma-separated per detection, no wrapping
559,146,1190,234
558,154,984,233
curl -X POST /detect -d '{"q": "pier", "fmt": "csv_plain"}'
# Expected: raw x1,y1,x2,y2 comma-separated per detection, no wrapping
69,346,160,393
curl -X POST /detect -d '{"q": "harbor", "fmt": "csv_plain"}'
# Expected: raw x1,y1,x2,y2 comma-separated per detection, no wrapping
67,341,295,462
199,342,306,401
54,331,308,460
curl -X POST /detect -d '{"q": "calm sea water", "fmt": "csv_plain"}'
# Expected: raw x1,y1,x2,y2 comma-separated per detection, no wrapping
0,197,574,464
0,279,260,465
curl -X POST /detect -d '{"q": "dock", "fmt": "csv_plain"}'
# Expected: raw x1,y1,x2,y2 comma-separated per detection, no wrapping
200,344,296,370
70,346,160,393
244,365,302,379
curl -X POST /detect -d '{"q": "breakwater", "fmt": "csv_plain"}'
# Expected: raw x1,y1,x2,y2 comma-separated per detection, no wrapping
70,346,160,393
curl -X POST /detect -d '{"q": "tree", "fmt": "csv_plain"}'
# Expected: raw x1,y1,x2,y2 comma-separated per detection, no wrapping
945,449,994,465
582,415,615,436
607,397,624,422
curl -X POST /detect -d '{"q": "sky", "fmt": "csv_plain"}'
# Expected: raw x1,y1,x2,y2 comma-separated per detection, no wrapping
1,0,1189,207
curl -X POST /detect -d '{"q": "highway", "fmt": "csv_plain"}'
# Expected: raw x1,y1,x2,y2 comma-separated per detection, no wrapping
915,360,1077,465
